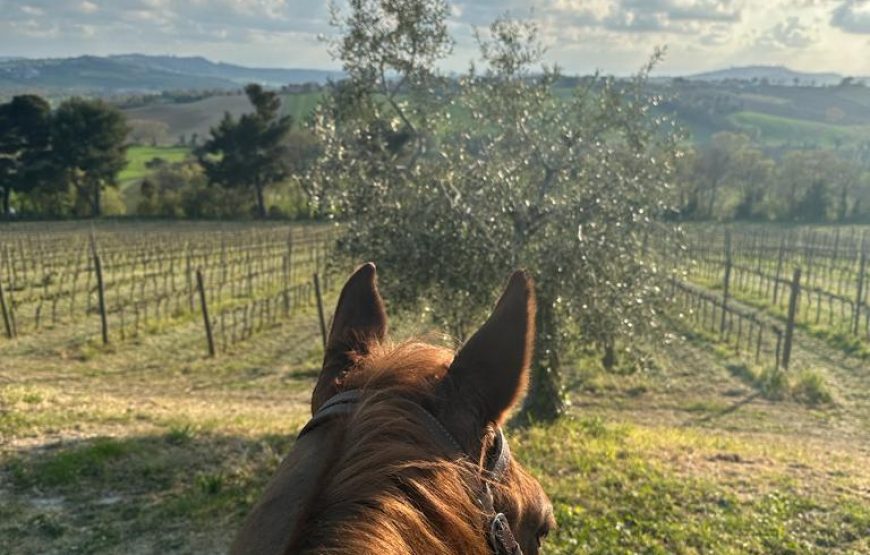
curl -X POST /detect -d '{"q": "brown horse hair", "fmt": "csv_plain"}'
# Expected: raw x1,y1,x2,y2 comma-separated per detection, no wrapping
284,341,548,555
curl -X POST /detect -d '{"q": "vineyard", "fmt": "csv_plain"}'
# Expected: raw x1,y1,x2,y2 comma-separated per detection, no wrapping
667,225,870,372
0,222,338,355
2,221,870,554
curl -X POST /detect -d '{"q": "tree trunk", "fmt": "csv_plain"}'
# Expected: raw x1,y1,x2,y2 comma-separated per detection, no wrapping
92,182,102,218
255,184,266,219
707,179,720,219
838,185,848,222
601,340,616,370
1,187,10,217
519,300,564,423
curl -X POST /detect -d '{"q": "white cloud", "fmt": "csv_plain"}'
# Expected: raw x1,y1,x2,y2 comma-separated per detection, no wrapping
757,16,817,48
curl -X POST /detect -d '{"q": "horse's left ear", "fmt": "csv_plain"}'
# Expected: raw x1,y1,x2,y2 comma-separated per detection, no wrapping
441,271,536,427
312,263,387,413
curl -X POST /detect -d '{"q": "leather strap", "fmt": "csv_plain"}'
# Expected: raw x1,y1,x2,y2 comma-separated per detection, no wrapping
297,389,363,439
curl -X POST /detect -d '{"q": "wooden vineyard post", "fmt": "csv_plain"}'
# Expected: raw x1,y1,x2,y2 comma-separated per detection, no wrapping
755,325,763,364
282,254,291,317
314,273,327,349
772,237,786,304
782,268,801,371
196,269,216,357
775,328,782,370
0,270,13,339
90,234,109,345
854,250,866,336
720,229,732,336
186,249,194,313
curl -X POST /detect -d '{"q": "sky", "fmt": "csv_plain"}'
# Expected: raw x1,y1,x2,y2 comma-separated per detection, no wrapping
1,0,869,76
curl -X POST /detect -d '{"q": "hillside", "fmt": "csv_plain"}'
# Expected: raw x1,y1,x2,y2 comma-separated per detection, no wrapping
656,79,870,146
0,55,341,97
6,54,867,149
121,80,870,149
687,65,849,86
122,91,323,145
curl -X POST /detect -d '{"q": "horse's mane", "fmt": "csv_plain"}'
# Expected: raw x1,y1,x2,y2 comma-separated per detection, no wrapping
289,341,493,555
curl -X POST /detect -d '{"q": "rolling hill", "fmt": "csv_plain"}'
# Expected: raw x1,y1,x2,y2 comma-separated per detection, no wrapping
123,91,323,145
0,54,342,97
687,65,850,86
4,54,868,150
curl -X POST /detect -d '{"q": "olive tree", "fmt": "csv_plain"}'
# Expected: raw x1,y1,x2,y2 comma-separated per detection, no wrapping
314,1,682,421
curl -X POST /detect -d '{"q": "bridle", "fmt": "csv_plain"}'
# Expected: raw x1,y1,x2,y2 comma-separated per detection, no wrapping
298,389,524,555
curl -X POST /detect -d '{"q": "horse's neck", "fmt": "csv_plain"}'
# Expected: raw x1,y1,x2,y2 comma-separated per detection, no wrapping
229,423,338,555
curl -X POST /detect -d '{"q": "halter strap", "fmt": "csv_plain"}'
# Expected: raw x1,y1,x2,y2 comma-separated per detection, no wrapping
297,389,363,438
297,389,523,555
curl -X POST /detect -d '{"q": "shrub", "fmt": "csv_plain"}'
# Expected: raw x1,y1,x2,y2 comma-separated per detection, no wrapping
756,367,789,401
792,369,833,406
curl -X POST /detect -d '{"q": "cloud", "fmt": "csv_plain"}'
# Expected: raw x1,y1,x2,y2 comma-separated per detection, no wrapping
757,16,817,48
603,0,741,33
831,0,870,33
78,1,98,13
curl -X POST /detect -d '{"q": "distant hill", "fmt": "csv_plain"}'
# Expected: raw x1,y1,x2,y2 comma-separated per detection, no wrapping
653,77,870,147
0,54,342,96
687,65,849,87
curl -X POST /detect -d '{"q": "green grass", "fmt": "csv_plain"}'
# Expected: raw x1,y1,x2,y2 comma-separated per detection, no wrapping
4,417,866,554
728,111,870,147
667,313,833,407
8,438,133,488
119,145,191,184
517,421,870,555
520,419,869,554
280,91,323,123
792,369,834,406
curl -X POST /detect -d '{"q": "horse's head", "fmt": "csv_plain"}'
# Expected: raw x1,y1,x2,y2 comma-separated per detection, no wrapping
232,264,554,555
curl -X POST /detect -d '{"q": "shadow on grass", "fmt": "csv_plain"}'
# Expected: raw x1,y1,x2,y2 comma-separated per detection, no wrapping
2,429,295,554
686,390,762,425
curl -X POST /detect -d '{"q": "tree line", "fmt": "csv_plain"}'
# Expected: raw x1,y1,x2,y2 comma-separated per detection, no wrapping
0,84,314,219
0,95,128,217
676,132,870,222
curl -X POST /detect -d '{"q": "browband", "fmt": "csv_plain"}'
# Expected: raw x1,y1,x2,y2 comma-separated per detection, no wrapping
298,389,510,478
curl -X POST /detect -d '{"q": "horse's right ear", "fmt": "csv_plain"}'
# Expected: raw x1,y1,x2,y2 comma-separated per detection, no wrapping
438,271,535,430
312,263,387,413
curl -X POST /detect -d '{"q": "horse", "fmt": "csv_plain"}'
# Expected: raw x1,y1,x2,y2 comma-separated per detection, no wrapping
230,263,554,555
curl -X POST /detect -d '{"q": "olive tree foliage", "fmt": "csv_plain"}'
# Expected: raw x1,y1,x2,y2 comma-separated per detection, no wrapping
313,0,682,421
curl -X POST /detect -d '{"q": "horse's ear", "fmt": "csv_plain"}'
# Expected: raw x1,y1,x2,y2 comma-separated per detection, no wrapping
312,263,387,413
441,271,536,427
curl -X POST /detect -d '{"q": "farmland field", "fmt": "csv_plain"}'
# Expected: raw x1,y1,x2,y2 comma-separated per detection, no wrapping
119,146,192,184
1,221,869,554
120,92,323,147
727,111,870,147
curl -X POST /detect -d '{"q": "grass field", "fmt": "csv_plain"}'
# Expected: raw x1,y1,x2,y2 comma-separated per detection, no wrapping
121,92,323,147
727,111,870,147
1,222,869,554
119,146,192,184
118,146,192,211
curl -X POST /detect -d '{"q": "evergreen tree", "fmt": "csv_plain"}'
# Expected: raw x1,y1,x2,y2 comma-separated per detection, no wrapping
0,95,52,216
198,84,293,218
52,98,129,217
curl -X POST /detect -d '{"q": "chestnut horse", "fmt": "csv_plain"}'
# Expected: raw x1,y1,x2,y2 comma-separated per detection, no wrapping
231,264,554,555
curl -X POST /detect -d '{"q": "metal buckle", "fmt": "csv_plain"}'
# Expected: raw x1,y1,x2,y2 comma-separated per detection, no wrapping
488,512,521,555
